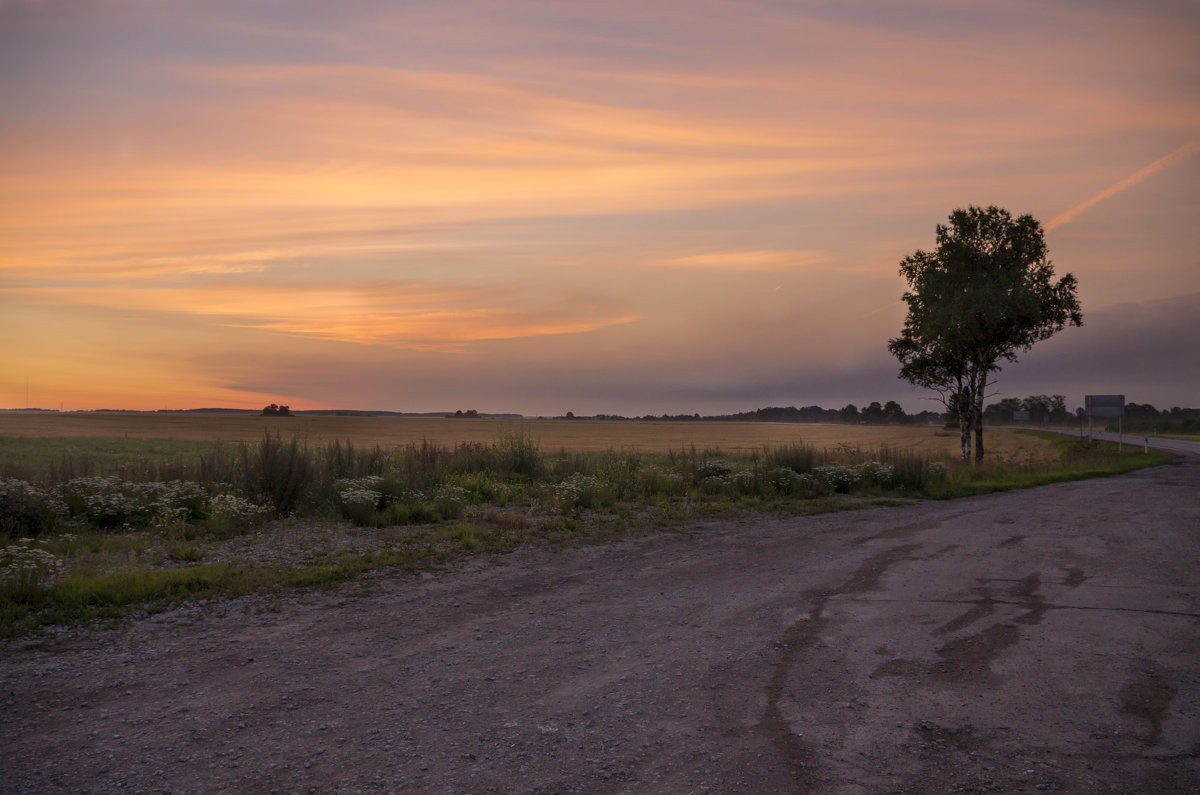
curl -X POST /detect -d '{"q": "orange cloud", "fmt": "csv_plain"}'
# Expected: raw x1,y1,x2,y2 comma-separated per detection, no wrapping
2,1,1196,413
3,280,638,350
238,311,639,348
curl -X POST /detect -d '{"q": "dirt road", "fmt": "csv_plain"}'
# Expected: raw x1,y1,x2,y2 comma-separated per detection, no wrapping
4,443,1198,793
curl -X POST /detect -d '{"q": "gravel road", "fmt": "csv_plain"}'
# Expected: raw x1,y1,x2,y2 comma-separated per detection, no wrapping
3,440,1198,793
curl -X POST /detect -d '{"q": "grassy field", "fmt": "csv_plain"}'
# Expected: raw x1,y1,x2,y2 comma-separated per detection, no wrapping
2,411,1050,458
0,413,1172,637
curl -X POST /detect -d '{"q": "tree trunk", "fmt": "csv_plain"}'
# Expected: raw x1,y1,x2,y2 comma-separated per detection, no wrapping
957,389,972,463
973,372,987,464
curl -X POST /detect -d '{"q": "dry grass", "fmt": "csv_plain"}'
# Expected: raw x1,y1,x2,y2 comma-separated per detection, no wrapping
0,411,1055,462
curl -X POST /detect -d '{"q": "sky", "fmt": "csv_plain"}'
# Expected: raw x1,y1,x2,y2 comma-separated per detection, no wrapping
1,0,1197,416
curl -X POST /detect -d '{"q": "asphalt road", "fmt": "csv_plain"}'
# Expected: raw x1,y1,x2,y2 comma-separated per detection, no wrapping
3,442,1198,793
1048,427,1200,460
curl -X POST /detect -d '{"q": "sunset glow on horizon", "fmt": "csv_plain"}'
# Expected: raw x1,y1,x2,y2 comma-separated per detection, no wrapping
2,1,1197,415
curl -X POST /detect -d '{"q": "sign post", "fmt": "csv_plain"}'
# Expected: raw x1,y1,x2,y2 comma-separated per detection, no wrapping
1085,395,1126,452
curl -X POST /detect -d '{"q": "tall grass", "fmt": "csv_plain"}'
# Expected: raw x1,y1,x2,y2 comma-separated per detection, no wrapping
0,430,1172,635
3,432,940,540
3,431,1171,538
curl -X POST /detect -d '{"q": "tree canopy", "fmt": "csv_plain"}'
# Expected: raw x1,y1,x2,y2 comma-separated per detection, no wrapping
888,206,1082,462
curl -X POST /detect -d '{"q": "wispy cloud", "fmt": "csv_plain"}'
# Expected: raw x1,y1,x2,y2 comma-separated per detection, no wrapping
1,0,1196,412
655,250,829,271
3,280,637,349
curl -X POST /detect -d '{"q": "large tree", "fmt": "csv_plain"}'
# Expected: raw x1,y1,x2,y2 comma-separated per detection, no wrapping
888,206,1082,462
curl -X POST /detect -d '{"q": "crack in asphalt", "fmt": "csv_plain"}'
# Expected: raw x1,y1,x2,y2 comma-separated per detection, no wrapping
932,588,995,636
855,508,985,544
834,597,1200,619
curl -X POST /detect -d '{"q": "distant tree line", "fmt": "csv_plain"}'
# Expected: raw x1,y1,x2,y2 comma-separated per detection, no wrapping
713,402,944,425
978,397,1200,432
262,404,292,417
556,403,944,424
1116,404,1200,434
982,394,1072,425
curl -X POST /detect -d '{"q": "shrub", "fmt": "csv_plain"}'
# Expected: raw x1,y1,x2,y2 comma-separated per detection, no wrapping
694,459,733,482
1,542,65,603
856,460,895,487
448,471,514,505
205,494,269,537
150,505,191,537
150,480,208,520
377,478,423,506
57,477,210,531
59,476,142,528
812,464,860,493
337,488,383,526
728,470,760,496
335,476,385,518
601,453,642,500
794,472,822,497
432,484,469,520
547,474,607,513
766,467,803,495
0,479,68,538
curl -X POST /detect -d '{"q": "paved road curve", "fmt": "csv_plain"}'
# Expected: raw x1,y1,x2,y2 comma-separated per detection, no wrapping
1049,427,1200,460
3,445,1198,792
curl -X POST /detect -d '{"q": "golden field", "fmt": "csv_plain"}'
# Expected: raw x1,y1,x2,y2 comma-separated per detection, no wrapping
0,411,1055,462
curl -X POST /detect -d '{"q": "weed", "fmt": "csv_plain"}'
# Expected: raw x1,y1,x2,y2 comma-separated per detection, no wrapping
0,479,68,538
205,494,269,538
244,433,314,512
165,540,204,562
0,427,1172,636
1,541,65,603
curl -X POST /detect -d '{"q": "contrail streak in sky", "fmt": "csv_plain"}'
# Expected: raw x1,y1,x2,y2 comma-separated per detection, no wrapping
1046,139,1200,231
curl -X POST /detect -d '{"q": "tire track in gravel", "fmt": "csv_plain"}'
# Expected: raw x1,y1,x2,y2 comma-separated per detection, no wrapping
757,542,923,790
